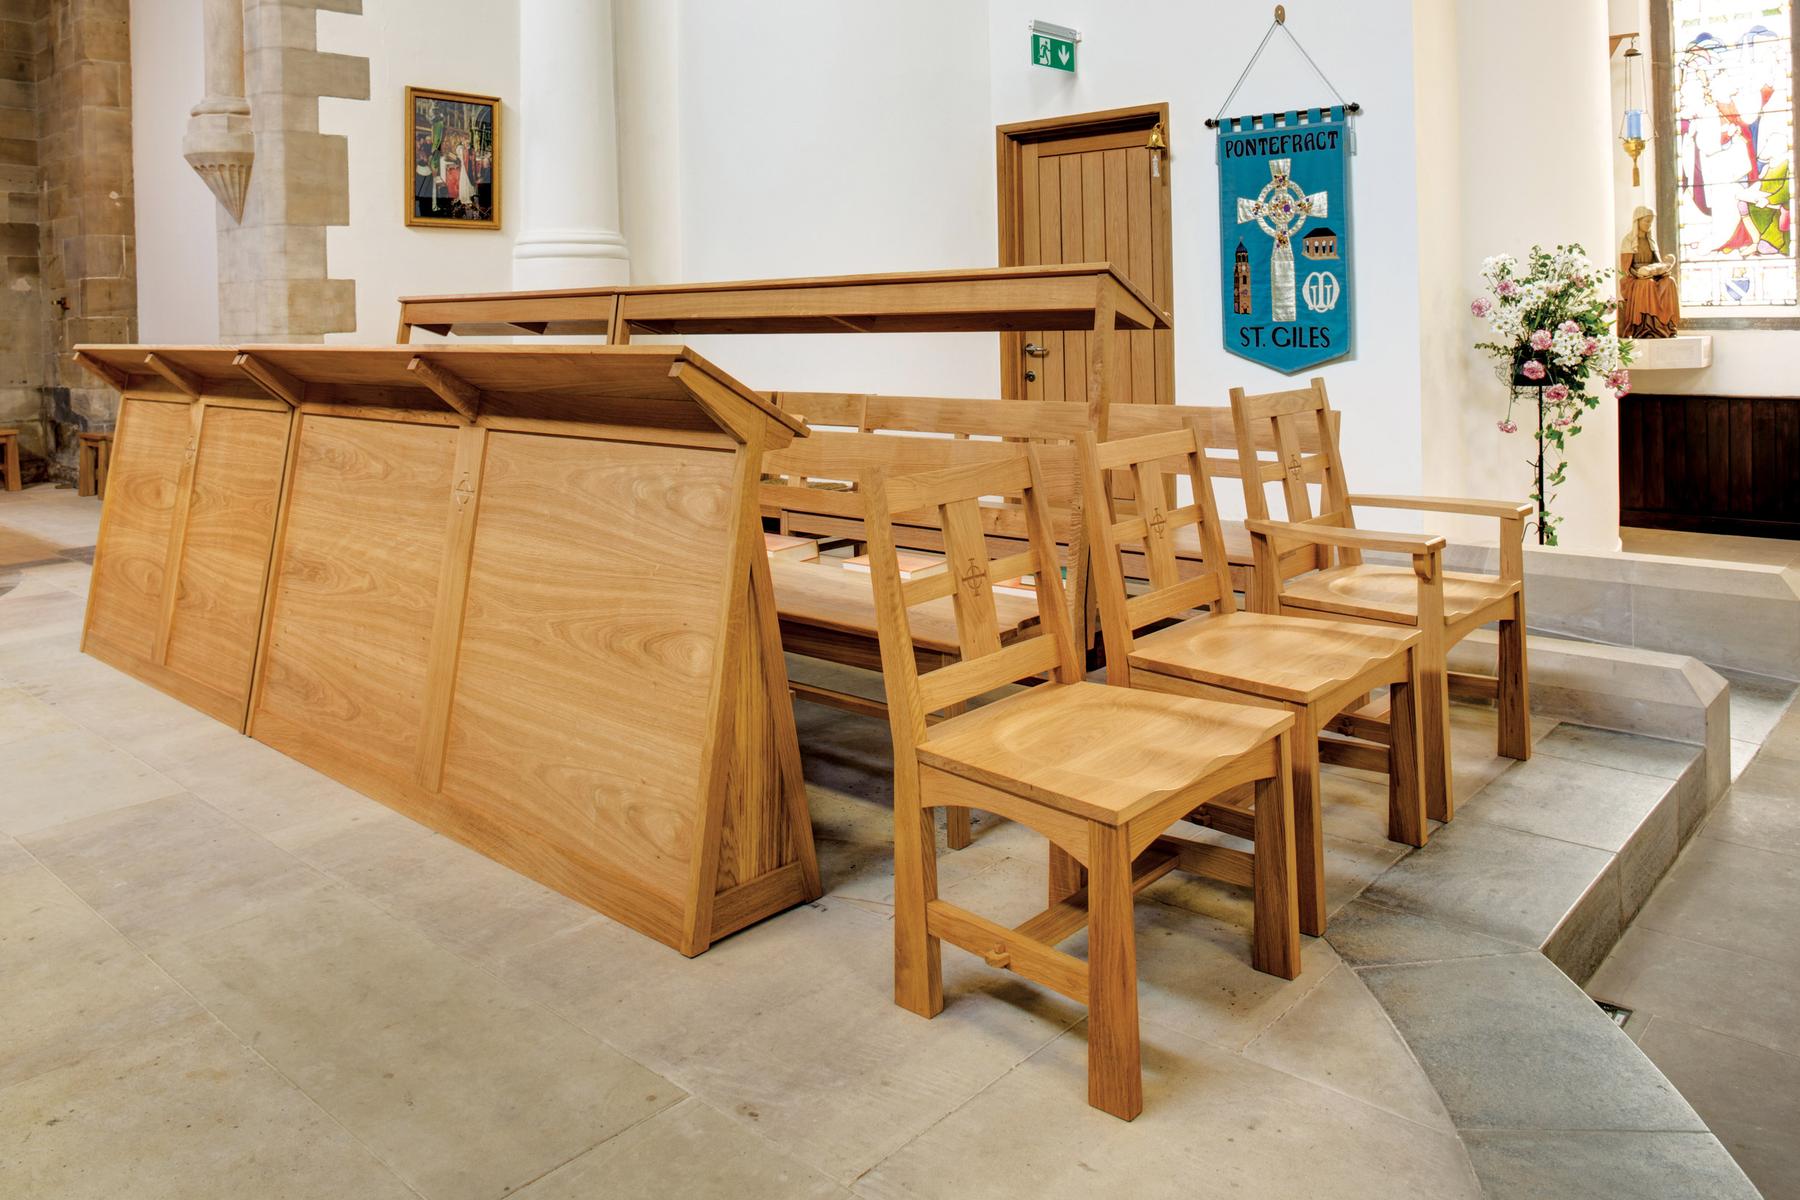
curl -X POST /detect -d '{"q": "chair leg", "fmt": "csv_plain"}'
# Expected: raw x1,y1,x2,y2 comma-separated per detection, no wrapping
1048,843,1085,905
78,446,94,497
892,769,944,1019
1417,639,1455,824
945,806,972,850
1251,733,1302,980
1290,708,1326,938
1497,594,1531,762
1386,656,1428,847
2,437,18,493
1086,822,1142,1121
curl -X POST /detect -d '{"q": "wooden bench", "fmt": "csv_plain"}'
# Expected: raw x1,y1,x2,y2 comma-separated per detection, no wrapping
78,431,112,498
0,427,18,492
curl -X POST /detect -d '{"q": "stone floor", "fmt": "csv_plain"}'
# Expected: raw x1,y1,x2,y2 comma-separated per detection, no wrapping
1588,699,1800,1200
0,482,1782,1198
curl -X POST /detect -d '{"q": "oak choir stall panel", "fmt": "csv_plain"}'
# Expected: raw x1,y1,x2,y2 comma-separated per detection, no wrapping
77,349,294,727
74,343,820,956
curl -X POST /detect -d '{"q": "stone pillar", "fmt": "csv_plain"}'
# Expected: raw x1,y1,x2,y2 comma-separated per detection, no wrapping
218,0,368,343
512,0,631,290
182,0,254,221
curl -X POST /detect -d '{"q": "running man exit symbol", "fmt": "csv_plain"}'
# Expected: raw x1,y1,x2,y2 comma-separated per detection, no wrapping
1030,22,1077,72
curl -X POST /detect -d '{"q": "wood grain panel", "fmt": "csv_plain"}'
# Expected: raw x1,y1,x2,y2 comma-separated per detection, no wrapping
85,397,190,659
252,416,457,786
162,406,292,710
1620,393,1800,537
439,431,739,918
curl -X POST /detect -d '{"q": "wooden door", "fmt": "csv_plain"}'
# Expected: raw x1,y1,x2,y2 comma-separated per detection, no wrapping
997,103,1173,407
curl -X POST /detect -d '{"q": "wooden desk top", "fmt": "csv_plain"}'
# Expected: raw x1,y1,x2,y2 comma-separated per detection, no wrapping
769,556,1041,656
72,343,806,440
396,263,1169,340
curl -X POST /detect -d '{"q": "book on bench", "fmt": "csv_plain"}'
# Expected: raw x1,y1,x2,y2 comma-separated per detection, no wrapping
763,532,820,561
841,551,944,581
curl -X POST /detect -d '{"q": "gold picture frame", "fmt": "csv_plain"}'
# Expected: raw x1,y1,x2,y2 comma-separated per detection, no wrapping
406,86,500,230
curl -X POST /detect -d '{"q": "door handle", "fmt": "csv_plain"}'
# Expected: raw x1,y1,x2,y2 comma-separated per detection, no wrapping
1023,342,1050,358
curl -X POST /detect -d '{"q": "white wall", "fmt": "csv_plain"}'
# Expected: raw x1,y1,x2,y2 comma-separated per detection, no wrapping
130,0,220,343
1427,0,1620,551
983,0,1428,517
646,0,997,397
317,1,521,343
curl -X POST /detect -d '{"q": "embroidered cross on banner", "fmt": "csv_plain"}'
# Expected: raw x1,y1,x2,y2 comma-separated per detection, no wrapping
1236,158,1327,322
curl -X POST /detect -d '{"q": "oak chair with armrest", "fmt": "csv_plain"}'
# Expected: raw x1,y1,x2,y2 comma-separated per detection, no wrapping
1079,420,1427,938
1230,378,1532,822
857,445,1300,1121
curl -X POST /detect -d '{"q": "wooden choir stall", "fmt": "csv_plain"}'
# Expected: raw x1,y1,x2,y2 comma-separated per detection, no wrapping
72,343,820,956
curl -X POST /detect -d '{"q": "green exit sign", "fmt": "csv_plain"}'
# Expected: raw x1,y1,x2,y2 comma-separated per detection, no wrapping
1031,21,1078,72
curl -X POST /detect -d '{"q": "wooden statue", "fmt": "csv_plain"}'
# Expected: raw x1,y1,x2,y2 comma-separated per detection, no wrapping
1618,205,1680,338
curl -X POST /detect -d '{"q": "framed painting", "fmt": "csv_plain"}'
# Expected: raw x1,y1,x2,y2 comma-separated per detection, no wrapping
406,86,501,229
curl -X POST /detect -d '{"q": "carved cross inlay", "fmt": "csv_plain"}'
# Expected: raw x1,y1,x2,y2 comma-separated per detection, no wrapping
453,475,476,508
1147,509,1168,538
959,558,989,593
1284,454,1305,483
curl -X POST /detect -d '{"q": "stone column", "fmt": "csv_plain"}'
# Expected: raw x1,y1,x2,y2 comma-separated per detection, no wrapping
183,0,254,221
512,0,632,290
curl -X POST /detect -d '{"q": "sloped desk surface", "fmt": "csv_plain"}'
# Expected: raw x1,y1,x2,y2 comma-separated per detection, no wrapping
75,343,818,955
395,263,1169,340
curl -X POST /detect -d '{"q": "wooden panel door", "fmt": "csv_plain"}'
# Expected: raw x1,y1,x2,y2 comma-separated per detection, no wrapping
997,104,1172,408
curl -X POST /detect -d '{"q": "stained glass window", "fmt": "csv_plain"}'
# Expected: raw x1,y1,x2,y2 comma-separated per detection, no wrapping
1670,0,1796,307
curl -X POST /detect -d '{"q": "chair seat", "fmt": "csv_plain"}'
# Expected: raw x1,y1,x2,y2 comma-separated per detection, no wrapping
918,681,1292,826
1128,610,1417,705
1279,565,1519,626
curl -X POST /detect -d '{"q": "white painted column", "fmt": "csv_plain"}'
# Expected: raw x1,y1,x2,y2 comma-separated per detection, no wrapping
512,0,632,290
1436,0,1620,551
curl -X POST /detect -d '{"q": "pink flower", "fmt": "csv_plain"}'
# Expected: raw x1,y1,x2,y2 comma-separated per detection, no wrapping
1553,416,1574,429
1521,360,1547,381
1582,338,1599,356
1606,369,1631,396
1572,275,1588,288
1530,329,1554,351
1497,419,1518,434
1497,280,1520,297
1558,319,1581,334
1544,384,1570,402
1471,297,1493,317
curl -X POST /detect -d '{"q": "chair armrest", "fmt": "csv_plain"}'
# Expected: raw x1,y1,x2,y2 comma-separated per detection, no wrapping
1348,493,1535,520
1244,518,1446,557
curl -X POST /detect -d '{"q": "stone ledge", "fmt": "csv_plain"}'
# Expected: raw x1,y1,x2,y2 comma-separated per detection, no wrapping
1447,542,1800,681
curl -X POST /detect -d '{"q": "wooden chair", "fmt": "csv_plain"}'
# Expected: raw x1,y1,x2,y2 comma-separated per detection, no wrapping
856,444,1300,1121
764,406,1087,849
0,427,19,493
77,431,112,498
1078,421,1428,937
1230,379,1532,821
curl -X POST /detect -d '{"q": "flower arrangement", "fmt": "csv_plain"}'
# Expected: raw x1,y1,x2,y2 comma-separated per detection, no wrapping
1471,244,1632,545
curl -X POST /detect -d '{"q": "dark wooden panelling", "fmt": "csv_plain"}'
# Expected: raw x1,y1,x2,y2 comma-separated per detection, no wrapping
1621,393,1800,538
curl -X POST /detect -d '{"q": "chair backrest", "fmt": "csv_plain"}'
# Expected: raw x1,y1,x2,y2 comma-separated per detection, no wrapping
1228,377,1358,569
852,446,1083,748
765,394,1087,551
1078,421,1237,679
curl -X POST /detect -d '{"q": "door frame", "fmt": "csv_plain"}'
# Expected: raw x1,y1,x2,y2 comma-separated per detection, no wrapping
995,103,1172,403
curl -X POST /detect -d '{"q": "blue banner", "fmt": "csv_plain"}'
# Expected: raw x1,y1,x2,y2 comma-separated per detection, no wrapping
1218,106,1352,373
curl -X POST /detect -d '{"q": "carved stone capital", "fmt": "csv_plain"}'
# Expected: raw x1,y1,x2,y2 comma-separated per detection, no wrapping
183,110,254,223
